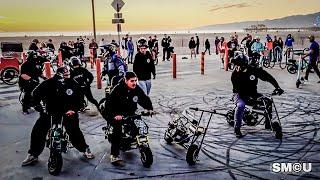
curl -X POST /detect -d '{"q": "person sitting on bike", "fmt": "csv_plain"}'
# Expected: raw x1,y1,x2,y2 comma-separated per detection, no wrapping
251,36,265,67
103,71,153,165
21,67,94,166
231,53,284,138
19,51,47,114
101,43,127,86
133,37,156,95
70,56,99,109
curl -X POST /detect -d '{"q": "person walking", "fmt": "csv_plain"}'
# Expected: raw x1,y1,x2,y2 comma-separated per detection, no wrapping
204,39,211,55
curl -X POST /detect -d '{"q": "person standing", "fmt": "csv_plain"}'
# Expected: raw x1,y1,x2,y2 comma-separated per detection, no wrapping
195,35,200,54
302,35,320,83
188,37,196,59
89,39,98,58
133,37,156,95
214,36,220,55
204,39,211,55
89,39,99,65
127,37,135,64
161,34,171,61
218,37,227,68
99,38,107,55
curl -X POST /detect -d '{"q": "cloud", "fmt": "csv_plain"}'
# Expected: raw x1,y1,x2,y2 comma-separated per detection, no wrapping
209,3,251,12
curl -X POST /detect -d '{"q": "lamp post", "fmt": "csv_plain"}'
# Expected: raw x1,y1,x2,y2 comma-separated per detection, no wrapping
91,0,97,40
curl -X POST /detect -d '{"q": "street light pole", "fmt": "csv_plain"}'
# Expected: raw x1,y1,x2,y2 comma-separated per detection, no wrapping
91,0,97,40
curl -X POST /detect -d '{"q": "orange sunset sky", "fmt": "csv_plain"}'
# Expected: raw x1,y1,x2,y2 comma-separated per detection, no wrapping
0,0,319,32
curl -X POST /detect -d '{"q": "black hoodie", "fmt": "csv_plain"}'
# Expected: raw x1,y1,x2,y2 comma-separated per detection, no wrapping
107,81,153,119
133,51,156,81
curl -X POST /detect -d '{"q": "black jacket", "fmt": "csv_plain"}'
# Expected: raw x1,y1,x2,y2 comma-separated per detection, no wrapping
107,81,153,118
189,40,196,49
46,43,55,51
19,60,43,89
205,40,210,48
28,43,39,51
133,51,156,81
70,67,94,87
196,36,200,46
32,76,84,115
231,66,280,99
161,38,170,48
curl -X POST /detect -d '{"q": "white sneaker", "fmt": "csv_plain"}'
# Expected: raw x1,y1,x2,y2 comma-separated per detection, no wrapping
21,154,38,166
110,155,122,162
83,147,95,159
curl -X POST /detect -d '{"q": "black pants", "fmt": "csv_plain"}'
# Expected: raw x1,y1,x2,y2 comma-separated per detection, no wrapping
305,60,320,80
83,86,99,108
204,48,211,55
196,45,199,54
162,48,170,60
28,113,89,157
21,81,39,112
110,120,122,156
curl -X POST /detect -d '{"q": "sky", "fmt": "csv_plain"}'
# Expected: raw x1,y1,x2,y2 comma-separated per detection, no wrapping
0,0,319,32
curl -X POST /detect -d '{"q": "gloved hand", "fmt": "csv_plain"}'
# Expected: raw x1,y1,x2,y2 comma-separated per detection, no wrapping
34,105,44,113
272,88,284,96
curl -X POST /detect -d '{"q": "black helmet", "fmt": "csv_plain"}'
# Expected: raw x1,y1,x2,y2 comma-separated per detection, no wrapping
105,44,116,54
137,37,148,48
56,66,69,77
232,52,248,67
70,56,81,66
26,50,38,61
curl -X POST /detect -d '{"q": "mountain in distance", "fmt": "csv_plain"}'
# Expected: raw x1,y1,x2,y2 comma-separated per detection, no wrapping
196,12,320,30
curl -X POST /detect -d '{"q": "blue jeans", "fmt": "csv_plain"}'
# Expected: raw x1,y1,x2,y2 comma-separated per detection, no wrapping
138,80,152,95
233,93,273,129
234,94,246,128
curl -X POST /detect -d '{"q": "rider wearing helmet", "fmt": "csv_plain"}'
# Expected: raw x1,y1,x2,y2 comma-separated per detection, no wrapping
133,37,156,95
22,67,94,166
101,43,127,86
19,51,47,114
70,56,99,109
231,54,284,138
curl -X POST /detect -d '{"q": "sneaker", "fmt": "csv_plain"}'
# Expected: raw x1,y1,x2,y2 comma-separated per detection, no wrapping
21,154,38,166
83,147,95,159
234,128,243,138
110,155,124,166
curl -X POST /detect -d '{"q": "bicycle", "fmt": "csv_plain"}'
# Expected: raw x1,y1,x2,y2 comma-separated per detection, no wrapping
286,48,309,74
261,49,275,68
280,47,293,69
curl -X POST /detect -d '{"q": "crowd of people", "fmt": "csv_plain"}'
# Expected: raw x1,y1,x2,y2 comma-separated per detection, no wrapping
17,31,319,169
